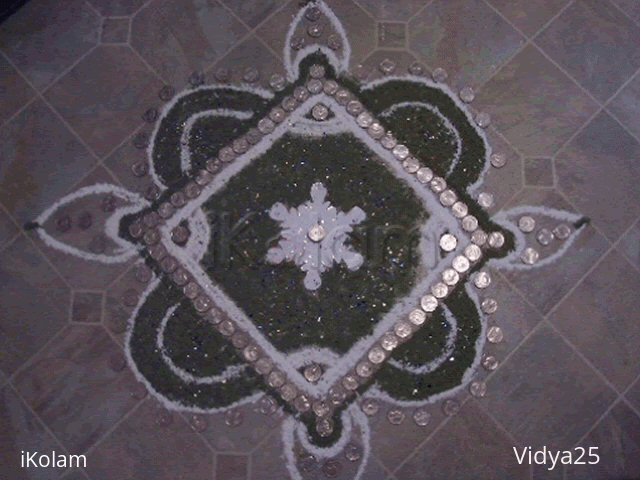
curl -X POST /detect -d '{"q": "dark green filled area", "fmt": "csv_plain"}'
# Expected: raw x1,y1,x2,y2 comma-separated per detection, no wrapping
200,132,428,355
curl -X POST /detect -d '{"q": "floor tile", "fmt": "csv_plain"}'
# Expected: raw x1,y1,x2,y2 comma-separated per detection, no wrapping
0,100,96,226
484,322,617,449
524,157,554,187
1,386,64,480
86,399,214,479
0,235,69,376
486,0,571,37
357,49,419,83
408,0,525,91
204,35,282,89
220,0,283,29
71,291,104,323
533,462,564,480
566,401,640,480
378,22,406,48
131,0,247,87
355,0,429,21
608,70,640,141
45,46,163,159
13,325,140,455
535,0,640,103
60,470,89,480
626,376,640,413
88,0,144,17
618,218,640,271
27,166,133,290
257,0,375,68
250,430,290,480
555,111,640,242
475,45,598,157
500,188,610,315
613,0,640,25
101,17,130,44
395,401,529,479
0,0,100,90
104,264,152,342
216,453,248,480
550,250,640,391
0,54,35,125
0,208,19,253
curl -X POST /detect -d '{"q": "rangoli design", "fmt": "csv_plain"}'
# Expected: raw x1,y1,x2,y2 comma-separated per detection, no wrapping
33,2,587,478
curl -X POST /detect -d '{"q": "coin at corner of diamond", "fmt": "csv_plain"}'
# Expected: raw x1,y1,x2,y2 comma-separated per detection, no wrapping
486,325,504,344
387,408,405,425
469,381,487,398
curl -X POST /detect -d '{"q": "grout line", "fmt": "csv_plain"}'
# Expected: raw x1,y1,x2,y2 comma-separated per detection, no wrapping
608,0,640,29
40,45,100,99
0,95,37,131
177,411,216,454
405,0,436,25
128,44,168,86
84,0,103,21
570,397,621,448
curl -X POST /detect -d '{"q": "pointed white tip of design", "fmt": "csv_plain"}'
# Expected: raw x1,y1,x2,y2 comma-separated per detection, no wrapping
304,270,322,290
310,182,328,203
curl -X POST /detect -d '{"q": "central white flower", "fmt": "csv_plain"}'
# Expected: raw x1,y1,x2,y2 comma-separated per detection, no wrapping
266,182,366,290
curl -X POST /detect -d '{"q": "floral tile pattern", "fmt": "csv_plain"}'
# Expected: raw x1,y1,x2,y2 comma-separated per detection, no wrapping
2,0,640,479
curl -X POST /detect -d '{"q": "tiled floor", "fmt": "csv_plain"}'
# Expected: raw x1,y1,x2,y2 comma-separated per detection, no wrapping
1,0,640,479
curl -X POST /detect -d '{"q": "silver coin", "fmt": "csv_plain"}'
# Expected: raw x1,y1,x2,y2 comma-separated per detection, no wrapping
487,325,504,343
171,225,190,244
482,354,499,371
323,79,339,95
309,64,325,79
487,231,505,248
452,255,470,273
307,23,323,38
381,332,399,351
327,34,342,50
306,78,323,94
224,408,244,427
269,107,286,123
380,133,397,149
361,398,379,416
469,381,487,398
305,5,321,21
440,233,458,252
440,189,457,207
281,96,297,112
431,282,448,299
472,229,488,246
430,176,446,193
205,158,221,173
432,67,448,82
518,216,536,233
462,215,478,232
232,137,249,155
267,370,285,388
356,361,374,378
294,85,310,102
403,156,420,173
521,247,539,265
158,202,175,219
442,268,460,286
342,374,359,391
313,400,331,417
421,294,438,312
148,243,167,261
316,418,334,437
387,408,405,425
290,35,305,51
379,58,396,74
243,345,260,362
475,112,491,128
356,111,373,128
320,458,342,477
299,453,316,473
408,61,425,75
392,144,409,160
345,442,362,462
335,89,350,105
394,321,412,339
187,414,208,433
464,244,482,262
214,67,230,82
368,346,386,364
280,383,297,402
346,100,364,116
413,408,431,426
442,399,460,416
255,357,273,375
367,122,385,139
451,201,468,218
304,363,323,383
409,308,427,326
478,192,494,208
258,395,278,415
143,229,160,246
416,166,433,183
294,395,311,413
311,103,329,121
184,281,200,299
195,169,213,186
232,332,248,349
474,271,491,289
171,268,189,286
459,86,475,103
481,298,498,314
257,117,275,133
242,67,259,83
328,385,347,405
553,223,572,239
490,152,507,168
269,73,286,91
536,228,554,246
194,296,212,313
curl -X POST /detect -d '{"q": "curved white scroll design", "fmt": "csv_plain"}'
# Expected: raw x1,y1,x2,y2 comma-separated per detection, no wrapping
35,183,149,264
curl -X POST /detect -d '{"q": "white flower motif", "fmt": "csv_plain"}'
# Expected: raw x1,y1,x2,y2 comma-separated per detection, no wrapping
266,182,366,290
